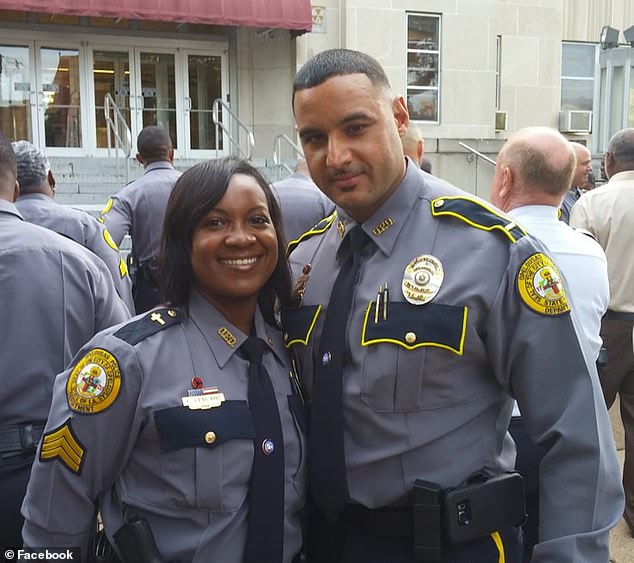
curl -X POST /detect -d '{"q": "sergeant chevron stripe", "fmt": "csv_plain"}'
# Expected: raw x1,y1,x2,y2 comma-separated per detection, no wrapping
39,419,85,474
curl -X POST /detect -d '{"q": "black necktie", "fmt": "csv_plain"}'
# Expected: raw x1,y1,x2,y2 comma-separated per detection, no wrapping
241,337,285,563
309,225,369,522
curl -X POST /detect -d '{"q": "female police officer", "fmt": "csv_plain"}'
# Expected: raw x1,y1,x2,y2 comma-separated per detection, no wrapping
21,157,305,563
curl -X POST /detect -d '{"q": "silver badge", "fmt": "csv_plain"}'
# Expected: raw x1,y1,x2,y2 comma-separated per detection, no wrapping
402,255,444,305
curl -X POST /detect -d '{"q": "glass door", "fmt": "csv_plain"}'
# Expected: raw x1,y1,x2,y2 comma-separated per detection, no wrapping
0,44,34,143
38,46,83,150
137,50,177,150
183,51,224,157
92,49,132,149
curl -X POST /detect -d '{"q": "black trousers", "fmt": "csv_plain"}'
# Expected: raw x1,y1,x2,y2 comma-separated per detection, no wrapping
305,500,523,563
0,452,36,550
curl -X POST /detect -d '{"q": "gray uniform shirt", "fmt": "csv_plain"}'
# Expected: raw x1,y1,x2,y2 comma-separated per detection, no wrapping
101,161,182,262
0,200,130,426
15,193,134,314
22,289,305,563
271,172,335,244
283,163,623,562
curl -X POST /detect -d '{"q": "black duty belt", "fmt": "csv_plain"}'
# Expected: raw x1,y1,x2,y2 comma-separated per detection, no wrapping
605,310,634,322
0,422,46,454
342,503,413,537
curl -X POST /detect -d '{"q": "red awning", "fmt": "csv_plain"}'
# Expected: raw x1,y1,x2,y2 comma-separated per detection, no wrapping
0,0,313,33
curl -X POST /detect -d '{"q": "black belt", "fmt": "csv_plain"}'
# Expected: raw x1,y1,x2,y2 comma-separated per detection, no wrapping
605,310,634,322
343,503,413,537
0,422,46,454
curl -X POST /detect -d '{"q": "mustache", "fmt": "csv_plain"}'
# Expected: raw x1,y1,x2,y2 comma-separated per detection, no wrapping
326,166,364,181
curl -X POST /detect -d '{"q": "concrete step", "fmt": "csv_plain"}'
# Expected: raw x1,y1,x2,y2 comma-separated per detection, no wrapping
49,156,287,208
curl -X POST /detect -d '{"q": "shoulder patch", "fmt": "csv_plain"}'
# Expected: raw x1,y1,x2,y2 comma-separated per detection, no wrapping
67,348,122,414
286,211,337,256
431,196,526,243
517,253,570,316
39,418,85,474
114,308,183,345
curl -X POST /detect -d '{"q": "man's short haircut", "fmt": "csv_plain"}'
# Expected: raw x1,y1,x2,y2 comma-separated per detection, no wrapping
137,126,173,162
293,49,391,108
503,139,575,198
607,128,634,170
11,140,50,192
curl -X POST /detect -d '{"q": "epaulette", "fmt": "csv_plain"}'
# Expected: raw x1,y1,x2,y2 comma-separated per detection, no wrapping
286,210,337,256
430,196,527,243
114,307,183,345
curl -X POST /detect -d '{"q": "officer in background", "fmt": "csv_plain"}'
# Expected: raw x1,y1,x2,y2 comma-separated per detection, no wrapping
12,140,134,315
490,126,611,561
271,158,335,243
0,132,130,552
101,126,181,313
559,141,593,224
284,49,623,562
401,122,425,167
22,158,305,563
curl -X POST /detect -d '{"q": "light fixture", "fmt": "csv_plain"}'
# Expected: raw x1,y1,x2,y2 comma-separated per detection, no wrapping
600,26,620,50
623,25,634,46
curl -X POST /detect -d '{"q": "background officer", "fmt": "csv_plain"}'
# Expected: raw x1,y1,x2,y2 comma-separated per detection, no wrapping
12,140,134,314
490,126,611,560
0,132,129,551
100,125,181,313
284,49,623,563
271,158,335,243
22,158,304,563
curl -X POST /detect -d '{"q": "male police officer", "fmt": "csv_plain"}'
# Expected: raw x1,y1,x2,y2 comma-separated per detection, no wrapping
101,126,181,312
0,132,129,551
12,140,134,314
283,49,623,563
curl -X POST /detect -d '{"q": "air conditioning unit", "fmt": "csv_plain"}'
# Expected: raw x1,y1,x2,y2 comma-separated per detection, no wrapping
559,110,592,133
495,111,508,132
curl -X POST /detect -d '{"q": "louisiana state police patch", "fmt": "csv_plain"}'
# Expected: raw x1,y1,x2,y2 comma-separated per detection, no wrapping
517,253,570,316
66,348,122,414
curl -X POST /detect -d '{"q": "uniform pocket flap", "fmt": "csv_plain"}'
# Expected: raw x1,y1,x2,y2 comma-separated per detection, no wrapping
281,305,322,348
154,400,255,453
361,301,467,355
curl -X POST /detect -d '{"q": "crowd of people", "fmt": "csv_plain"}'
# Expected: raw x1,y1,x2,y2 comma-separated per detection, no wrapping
0,47,630,563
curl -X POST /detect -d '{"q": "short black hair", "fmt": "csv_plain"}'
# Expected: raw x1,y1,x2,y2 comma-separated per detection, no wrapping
137,126,173,163
159,157,291,326
292,49,391,110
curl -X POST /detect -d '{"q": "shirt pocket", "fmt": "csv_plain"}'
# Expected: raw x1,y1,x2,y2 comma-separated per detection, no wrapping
154,400,255,512
360,301,468,412
281,305,322,390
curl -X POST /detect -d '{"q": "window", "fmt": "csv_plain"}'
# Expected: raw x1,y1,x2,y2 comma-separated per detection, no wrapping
561,42,597,112
406,13,440,123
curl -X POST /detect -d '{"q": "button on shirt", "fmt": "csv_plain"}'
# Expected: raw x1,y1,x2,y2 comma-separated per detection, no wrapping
283,163,623,562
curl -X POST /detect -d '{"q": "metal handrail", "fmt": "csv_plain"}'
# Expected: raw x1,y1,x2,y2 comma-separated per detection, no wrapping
104,93,132,182
272,133,304,180
211,98,255,160
458,141,497,166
